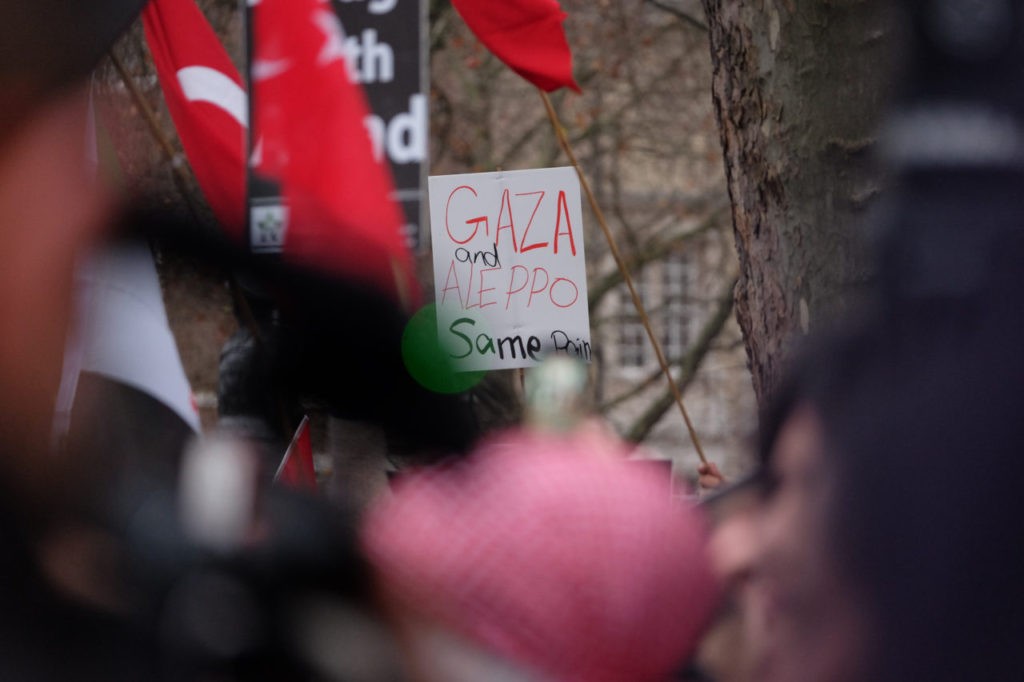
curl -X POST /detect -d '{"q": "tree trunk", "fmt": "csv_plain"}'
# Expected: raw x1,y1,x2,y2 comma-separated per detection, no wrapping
701,0,895,403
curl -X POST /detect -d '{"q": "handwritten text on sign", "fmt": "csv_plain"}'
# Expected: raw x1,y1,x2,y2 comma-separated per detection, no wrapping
429,167,591,371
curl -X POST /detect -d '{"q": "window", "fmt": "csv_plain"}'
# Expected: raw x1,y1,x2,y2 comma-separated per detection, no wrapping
661,252,693,361
615,252,694,371
619,319,648,368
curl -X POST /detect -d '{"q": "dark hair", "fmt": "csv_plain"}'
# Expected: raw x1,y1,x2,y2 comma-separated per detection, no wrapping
800,296,1024,681
753,313,882,474
0,2,146,138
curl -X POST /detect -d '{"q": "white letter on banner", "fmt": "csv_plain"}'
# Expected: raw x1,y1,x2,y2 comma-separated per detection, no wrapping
368,0,398,14
177,66,249,127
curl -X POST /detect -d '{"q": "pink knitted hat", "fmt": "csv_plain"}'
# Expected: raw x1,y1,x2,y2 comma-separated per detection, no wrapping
362,430,721,682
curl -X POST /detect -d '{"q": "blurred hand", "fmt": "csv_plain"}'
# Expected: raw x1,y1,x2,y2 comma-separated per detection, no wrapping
697,461,726,491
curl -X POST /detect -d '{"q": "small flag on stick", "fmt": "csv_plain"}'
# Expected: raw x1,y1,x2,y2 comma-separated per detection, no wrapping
275,415,317,492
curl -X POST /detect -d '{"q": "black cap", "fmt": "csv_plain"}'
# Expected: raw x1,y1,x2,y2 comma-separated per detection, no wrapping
0,1,148,122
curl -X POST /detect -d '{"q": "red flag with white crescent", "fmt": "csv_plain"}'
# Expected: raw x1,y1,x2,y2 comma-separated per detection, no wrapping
252,0,419,306
451,0,580,93
142,0,247,237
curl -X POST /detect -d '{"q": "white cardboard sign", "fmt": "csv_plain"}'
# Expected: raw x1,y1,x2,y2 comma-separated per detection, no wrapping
429,167,591,371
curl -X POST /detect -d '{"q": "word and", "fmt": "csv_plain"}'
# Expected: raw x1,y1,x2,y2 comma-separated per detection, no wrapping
365,94,425,164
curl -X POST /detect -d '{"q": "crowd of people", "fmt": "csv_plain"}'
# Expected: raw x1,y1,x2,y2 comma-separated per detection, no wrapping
2,1,1024,681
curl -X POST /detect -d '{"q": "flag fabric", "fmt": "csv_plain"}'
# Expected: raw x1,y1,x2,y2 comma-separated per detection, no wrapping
451,0,580,93
143,0,247,238
78,244,202,433
275,415,318,492
54,95,200,446
252,0,419,306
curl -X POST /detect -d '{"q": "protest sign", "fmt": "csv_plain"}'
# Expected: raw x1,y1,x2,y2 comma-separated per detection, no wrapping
429,166,591,371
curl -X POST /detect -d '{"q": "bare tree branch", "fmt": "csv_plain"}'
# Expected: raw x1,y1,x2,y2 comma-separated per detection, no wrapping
645,0,709,32
600,277,734,409
429,0,454,52
587,204,728,313
620,280,735,443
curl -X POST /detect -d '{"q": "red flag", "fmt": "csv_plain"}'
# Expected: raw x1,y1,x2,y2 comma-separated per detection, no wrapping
451,0,580,93
142,0,247,237
252,0,419,306
275,415,317,492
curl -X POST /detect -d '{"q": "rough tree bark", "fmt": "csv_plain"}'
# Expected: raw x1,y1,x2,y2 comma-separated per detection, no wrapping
701,0,895,404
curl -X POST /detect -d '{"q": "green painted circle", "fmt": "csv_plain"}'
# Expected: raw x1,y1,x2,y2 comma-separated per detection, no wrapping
402,303,485,394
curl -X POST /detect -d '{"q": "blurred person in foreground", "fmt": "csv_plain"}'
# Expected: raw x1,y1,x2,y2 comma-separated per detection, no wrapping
690,287,1007,653
696,292,1024,682
361,424,722,682
0,2,142,500
695,330,873,682
688,339,839,679
695,1,1024,678
0,2,162,679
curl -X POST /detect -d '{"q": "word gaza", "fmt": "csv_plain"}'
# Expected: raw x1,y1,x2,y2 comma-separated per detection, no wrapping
443,185,578,256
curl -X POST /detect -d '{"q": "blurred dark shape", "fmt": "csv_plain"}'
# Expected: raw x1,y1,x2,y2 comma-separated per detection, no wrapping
0,1,147,137
876,0,1024,304
701,5,1024,681
897,0,1024,100
66,371,194,495
19,192,479,680
0,2,427,679
0,2,161,678
55,358,391,681
114,462,381,681
218,319,275,425
218,326,291,468
0,474,162,681
55,204,481,678
127,204,480,462
799,295,1024,681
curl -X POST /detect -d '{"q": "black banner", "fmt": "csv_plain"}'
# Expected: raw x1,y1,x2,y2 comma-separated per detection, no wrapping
245,0,426,253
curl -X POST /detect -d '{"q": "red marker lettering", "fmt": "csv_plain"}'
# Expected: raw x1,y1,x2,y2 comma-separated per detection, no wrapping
478,268,500,308
495,189,517,252
445,185,484,245
517,191,548,253
527,267,549,307
440,260,463,307
505,265,529,310
553,190,577,256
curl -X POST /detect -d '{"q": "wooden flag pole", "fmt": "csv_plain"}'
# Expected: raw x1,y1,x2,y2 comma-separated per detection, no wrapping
539,90,709,466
